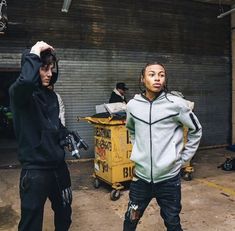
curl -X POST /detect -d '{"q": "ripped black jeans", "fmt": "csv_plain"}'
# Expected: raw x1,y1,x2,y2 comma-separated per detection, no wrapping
18,163,72,231
123,174,183,231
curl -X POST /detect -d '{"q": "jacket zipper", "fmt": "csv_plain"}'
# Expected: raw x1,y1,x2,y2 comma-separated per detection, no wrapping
149,101,153,182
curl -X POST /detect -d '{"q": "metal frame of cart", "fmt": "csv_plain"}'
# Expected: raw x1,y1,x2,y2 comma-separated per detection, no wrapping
82,116,134,200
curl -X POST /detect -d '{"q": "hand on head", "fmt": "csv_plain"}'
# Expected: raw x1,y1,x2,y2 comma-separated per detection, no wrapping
30,41,54,57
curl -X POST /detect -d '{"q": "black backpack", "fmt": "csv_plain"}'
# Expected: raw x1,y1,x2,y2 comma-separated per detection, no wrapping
218,158,235,171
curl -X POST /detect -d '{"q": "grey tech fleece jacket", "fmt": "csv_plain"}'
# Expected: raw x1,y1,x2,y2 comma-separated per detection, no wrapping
126,92,202,183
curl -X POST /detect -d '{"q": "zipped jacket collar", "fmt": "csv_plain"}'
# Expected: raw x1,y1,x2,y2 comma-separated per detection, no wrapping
135,91,166,102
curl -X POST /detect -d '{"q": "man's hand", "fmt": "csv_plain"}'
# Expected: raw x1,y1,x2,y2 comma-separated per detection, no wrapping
30,41,54,57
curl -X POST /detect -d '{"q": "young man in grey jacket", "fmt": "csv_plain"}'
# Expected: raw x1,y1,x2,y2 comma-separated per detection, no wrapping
123,62,202,231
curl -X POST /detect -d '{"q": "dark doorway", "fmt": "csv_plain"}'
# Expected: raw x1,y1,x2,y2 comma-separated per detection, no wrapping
0,71,18,139
0,71,19,167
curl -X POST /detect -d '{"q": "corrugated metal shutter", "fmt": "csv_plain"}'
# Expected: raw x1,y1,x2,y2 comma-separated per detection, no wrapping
0,0,231,158
55,49,231,157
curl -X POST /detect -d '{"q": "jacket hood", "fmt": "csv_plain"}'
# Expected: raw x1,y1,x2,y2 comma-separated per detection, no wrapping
133,91,166,102
21,49,59,85
21,49,31,67
133,94,146,102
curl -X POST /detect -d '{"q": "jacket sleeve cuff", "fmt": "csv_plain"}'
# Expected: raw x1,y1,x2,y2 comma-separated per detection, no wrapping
30,48,40,57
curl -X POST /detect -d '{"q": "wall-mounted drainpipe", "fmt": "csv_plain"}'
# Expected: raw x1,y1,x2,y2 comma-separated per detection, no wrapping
231,5,235,144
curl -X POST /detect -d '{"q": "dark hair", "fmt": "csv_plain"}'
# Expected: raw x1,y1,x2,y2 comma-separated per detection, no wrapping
21,48,57,68
40,49,57,67
141,62,166,77
139,62,168,93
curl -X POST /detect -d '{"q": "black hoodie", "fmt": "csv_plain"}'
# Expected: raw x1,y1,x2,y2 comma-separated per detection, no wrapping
9,52,68,169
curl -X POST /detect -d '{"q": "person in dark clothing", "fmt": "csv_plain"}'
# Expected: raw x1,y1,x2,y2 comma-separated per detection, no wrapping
9,41,72,231
109,82,129,103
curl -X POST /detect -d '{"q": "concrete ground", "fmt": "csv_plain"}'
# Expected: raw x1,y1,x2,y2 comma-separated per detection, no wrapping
0,139,235,231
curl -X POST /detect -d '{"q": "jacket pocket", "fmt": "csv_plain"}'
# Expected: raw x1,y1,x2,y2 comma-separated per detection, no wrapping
35,130,63,161
173,140,182,164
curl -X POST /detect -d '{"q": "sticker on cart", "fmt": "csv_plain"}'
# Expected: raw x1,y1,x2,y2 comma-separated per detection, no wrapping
95,138,112,151
95,127,111,138
123,166,135,178
94,163,100,171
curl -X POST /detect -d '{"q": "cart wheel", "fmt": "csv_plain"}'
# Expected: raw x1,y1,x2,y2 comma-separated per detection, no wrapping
182,172,192,181
93,178,100,188
110,190,121,201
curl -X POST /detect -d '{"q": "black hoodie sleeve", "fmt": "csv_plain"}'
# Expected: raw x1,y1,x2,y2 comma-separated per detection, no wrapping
9,53,42,107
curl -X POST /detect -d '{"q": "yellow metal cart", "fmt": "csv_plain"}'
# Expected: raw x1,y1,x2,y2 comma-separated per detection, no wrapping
180,127,194,181
82,116,134,200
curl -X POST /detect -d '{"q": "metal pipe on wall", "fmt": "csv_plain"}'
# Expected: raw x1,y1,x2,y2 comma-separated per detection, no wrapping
231,5,235,144
61,0,72,13
217,7,235,18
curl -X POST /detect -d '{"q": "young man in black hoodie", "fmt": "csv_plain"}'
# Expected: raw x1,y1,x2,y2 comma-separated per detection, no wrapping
9,41,72,231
